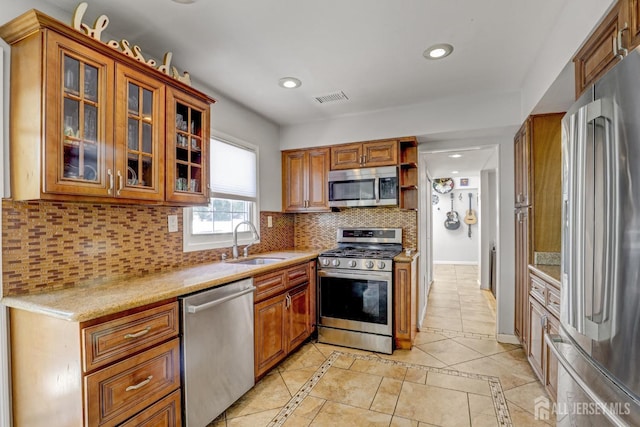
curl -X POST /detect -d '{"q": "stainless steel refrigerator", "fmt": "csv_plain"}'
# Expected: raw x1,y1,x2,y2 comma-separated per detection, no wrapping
549,47,640,425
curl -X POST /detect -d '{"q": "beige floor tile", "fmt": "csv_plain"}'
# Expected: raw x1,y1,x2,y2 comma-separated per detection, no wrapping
426,298,461,309
310,401,392,426
452,336,520,356
468,394,499,427
332,353,356,369
425,371,491,396
226,408,280,427
280,366,320,395
278,344,327,372
418,339,485,366
350,358,407,380
395,382,471,427
462,319,495,335
370,377,403,414
282,414,312,427
226,371,292,418
404,367,427,384
461,312,496,323
424,315,463,331
309,366,382,409
425,306,462,319
380,346,447,368
428,292,461,302
390,415,419,426
450,357,537,390
413,330,448,345
292,395,326,419
312,342,373,358
507,401,555,426
504,381,549,416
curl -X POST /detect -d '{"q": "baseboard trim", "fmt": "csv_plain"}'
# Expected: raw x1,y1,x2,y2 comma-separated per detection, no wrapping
496,334,521,345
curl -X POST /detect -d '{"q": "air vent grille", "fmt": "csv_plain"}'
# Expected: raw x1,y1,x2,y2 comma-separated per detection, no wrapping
314,91,349,104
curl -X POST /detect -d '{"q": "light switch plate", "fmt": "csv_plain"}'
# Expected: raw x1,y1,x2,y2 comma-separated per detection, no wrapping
267,215,273,228
168,215,178,232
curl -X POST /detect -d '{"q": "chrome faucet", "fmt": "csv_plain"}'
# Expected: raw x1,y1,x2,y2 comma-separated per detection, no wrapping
232,221,260,259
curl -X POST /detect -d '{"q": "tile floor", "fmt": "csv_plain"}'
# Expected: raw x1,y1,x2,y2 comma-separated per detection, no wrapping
208,264,554,427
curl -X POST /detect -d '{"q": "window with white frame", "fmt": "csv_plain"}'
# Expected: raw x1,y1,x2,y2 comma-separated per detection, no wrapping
183,137,259,252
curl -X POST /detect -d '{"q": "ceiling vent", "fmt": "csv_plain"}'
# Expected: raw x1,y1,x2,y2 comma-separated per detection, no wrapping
314,91,349,104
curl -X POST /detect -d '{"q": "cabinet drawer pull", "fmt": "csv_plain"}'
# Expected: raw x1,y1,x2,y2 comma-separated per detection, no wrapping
124,326,151,339
125,375,153,392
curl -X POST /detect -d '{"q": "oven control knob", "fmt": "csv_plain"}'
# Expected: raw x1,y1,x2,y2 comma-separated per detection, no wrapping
331,259,341,267
365,261,374,269
377,261,386,269
348,260,357,268
320,258,330,267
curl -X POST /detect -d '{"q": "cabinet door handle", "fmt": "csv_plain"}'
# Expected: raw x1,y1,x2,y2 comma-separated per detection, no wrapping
107,169,114,195
541,314,548,329
125,375,153,392
617,23,629,58
285,294,291,309
117,170,123,196
124,326,151,339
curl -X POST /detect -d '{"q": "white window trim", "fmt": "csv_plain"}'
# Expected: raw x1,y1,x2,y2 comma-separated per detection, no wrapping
183,131,260,253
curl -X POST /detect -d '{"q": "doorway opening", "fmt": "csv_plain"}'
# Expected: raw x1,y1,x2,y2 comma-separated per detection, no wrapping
418,145,499,335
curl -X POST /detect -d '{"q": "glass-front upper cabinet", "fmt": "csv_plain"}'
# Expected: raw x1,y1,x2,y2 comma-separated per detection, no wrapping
115,65,165,201
166,88,210,205
44,32,114,197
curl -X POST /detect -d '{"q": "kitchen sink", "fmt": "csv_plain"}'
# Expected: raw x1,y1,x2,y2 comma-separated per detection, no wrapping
231,257,285,265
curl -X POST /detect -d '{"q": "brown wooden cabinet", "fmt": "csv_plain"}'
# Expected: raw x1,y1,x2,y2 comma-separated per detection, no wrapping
513,114,562,347
399,137,419,210
165,88,211,205
527,267,561,402
330,139,398,170
9,300,181,427
254,261,315,379
394,254,419,349
282,147,330,212
0,9,214,205
574,1,628,98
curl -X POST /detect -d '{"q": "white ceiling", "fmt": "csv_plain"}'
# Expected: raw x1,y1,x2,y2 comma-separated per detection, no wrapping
41,0,572,127
424,148,497,179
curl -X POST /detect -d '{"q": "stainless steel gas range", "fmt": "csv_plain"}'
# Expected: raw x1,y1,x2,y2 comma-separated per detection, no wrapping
317,227,402,354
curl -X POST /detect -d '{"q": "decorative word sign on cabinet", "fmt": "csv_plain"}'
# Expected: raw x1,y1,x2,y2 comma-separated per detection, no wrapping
0,9,215,205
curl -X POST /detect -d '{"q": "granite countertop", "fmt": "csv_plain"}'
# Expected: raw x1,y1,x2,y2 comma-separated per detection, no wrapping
394,249,420,263
529,264,561,287
0,250,319,322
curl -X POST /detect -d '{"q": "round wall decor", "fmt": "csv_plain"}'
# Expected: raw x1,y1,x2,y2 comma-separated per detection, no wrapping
433,177,454,194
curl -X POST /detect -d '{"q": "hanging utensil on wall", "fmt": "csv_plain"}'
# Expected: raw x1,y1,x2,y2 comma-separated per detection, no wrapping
464,192,477,237
444,193,461,230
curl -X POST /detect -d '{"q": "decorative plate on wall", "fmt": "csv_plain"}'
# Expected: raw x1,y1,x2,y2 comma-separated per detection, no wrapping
432,177,454,194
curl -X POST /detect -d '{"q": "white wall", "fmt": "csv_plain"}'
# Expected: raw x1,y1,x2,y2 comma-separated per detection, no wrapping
431,176,480,264
480,169,498,291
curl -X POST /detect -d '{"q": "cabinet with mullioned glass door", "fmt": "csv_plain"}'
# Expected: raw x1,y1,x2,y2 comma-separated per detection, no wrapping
166,87,211,205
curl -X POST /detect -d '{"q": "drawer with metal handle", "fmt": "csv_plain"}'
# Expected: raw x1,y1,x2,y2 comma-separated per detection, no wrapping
82,301,179,372
85,338,181,427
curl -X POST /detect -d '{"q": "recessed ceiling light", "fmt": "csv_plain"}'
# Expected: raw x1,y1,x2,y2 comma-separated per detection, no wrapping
278,77,302,89
172,0,196,4
448,154,462,158
423,43,454,60
451,170,459,174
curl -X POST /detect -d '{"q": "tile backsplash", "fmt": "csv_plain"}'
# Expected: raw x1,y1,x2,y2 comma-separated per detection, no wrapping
294,207,418,250
2,200,293,296
2,201,417,296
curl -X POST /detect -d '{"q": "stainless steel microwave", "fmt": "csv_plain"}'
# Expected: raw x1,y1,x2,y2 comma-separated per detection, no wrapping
328,166,398,208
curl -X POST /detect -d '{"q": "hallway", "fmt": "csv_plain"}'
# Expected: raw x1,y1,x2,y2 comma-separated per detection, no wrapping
209,264,554,427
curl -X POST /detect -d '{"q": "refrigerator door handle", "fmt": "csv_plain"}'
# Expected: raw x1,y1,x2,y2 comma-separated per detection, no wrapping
576,98,616,341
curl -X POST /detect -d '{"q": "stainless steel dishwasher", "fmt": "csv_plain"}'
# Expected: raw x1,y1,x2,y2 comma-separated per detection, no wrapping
180,278,255,426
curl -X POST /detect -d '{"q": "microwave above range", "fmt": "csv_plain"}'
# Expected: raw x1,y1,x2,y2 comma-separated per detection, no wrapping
328,166,398,208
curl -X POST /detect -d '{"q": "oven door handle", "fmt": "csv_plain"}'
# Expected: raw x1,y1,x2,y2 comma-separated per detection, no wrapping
318,269,391,281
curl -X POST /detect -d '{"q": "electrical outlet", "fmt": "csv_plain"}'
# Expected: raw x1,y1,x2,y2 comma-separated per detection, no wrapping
267,215,273,228
168,215,178,232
